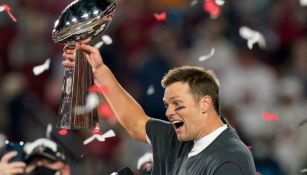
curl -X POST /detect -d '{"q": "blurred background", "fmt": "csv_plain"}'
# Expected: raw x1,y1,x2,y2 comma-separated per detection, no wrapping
1,0,307,174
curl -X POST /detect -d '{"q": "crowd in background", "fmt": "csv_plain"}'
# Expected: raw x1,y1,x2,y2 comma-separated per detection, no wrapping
1,0,307,174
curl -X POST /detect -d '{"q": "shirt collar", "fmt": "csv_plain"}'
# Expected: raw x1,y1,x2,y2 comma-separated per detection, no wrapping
188,125,228,158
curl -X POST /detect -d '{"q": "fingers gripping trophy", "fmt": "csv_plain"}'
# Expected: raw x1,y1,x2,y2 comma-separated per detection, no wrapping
52,0,117,129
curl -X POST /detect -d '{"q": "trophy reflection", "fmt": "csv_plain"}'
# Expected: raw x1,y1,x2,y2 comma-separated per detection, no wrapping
52,0,117,129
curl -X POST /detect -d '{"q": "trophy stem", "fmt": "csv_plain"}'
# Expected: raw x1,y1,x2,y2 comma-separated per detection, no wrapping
58,49,98,129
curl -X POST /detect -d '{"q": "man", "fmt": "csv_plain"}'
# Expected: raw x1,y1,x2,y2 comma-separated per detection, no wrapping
137,152,153,175
23,138,70,175
63,43,256,174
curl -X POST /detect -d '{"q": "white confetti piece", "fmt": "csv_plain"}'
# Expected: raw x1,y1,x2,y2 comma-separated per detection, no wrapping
215,0,225,6
146,85,155,95
239,26,266,50
46,123,52,139
190,0,198,6
198,47,215,62
299,0,307,6
83,129,116,145
94,41,104,49
96,130,115,141
300,168,307,173
74,93,100,114
83,135,95,145
33,58,51,76
0,6,5,12
101,35,113,45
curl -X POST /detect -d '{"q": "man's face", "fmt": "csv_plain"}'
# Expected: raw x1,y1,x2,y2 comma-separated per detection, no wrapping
25,159,68,175
163,82,206,141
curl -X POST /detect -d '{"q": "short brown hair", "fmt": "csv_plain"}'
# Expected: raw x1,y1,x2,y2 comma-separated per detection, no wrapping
161,66,220,115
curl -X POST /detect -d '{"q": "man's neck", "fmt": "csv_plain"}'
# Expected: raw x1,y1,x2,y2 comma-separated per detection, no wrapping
196,113,224,141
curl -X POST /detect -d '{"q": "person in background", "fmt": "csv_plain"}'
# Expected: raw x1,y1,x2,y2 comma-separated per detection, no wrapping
23,138,70,175
136,152,153,175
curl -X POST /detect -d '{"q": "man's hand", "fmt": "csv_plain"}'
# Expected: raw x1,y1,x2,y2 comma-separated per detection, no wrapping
62,43,104,74
0,151,26,175
61,42,149,143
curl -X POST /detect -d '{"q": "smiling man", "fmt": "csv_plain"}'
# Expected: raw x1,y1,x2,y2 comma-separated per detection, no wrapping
62,43,256,175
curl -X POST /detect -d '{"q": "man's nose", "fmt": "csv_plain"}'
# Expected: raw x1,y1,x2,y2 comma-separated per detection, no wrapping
165,106,175,119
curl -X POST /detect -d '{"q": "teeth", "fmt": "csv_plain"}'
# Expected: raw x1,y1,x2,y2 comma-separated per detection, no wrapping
172,120,182,124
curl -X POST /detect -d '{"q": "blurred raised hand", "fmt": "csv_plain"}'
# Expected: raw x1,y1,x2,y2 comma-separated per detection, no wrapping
0,151,26,175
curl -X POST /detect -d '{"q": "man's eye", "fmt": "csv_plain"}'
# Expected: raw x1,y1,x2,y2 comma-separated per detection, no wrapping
175,106,185,111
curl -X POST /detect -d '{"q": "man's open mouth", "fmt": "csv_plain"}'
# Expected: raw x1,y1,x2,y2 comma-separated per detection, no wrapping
172,120,184,129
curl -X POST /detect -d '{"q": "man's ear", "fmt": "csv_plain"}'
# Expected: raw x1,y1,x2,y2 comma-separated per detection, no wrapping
200,95,212,113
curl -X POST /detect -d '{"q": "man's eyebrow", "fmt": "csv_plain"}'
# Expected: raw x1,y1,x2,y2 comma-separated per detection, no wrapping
163,96,180,104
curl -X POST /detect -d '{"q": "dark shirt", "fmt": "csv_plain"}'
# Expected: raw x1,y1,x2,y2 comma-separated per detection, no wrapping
146,118,256,175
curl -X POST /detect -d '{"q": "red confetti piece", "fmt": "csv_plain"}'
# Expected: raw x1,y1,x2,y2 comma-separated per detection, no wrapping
58,129,68,136
154,12,167,22
203,0,221,19
98,104,113,117
88,85,109,95
247,145,253,150
92,128,102,135
262,112,280,122
1,4,17,22
98,104,117,125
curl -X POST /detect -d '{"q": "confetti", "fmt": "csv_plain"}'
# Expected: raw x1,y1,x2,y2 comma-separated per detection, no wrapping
190,0,199,6
83,129,116,145
94,41,104,49
46,123,52,139
146,85,155,96
198,47,215,62
154,12,167,22
247,145,253,150
262,112,280,122
74,93,100,114
203,0,221,19
92,127,102,135
297,118,307,128
98,104,113,117
58,129,68,136
215,0,225,6
88,85,109,95
300,168,307,173
239,26,266,50
33,58,51,76
98,104,116,125
299,0,307,6
101,35,113,45
0,4,17,22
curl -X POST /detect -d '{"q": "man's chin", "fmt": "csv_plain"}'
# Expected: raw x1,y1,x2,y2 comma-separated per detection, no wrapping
176,135,187,141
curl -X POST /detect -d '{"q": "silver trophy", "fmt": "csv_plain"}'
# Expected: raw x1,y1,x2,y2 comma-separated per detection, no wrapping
52,0,117,129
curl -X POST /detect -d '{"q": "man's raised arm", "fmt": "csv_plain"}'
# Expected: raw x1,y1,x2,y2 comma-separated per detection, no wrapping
62,43,149,143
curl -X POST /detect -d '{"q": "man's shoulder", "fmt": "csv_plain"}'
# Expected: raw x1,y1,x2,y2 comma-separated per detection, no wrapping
213,128,255,170
210,127,253,160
